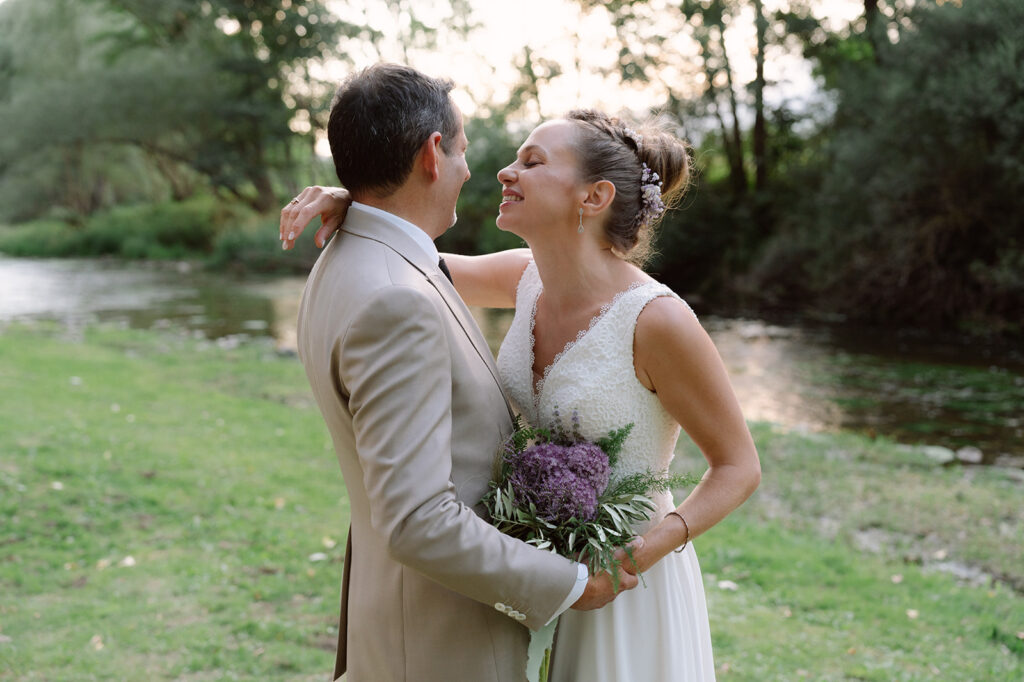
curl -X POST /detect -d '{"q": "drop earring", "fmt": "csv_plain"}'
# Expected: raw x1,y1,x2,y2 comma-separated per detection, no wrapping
577,207,584,234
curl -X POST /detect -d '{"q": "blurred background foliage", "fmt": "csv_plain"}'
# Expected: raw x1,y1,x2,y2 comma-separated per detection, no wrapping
0,0,1021,337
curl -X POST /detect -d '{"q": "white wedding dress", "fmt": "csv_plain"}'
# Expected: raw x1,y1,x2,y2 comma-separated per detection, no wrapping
496,261,716,682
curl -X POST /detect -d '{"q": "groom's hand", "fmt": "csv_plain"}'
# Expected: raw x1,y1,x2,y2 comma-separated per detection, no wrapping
570,567,639,611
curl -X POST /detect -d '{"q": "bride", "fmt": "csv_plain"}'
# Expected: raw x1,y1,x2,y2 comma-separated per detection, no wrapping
283,109,760,681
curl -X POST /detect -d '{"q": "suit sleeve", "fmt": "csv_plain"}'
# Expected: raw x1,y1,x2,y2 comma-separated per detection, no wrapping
337,285,578,629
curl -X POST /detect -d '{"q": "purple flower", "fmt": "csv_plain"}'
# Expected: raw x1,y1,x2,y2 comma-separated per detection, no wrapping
563,443,610,492
506,442,610,524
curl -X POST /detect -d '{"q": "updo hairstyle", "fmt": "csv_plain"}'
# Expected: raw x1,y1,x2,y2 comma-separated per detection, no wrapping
565,109,691,265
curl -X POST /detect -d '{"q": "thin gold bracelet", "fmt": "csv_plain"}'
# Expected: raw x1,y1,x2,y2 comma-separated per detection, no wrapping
666,511,690,553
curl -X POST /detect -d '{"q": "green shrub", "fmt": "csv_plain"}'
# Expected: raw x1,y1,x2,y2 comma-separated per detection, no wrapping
209,216,321,274
0,195,257,260
0,219,82,256
748,0,1024,335
0,195,327,274
81,196,226,257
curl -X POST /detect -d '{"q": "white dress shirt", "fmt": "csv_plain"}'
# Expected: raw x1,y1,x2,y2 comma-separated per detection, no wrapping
350,201,439,263
349,201,588,621
552,564,589,622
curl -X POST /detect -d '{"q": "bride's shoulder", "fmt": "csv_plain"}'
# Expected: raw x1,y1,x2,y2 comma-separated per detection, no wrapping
632,294,717,391
633,293,703,347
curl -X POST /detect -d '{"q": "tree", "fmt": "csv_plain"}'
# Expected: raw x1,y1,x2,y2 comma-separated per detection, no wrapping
0,0,352,218
504,46,563,122
752,0,767,193
94,0,350,212
752,0,1024,335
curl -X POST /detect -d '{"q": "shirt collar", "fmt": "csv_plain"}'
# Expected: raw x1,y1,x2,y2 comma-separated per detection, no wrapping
350,202,439,263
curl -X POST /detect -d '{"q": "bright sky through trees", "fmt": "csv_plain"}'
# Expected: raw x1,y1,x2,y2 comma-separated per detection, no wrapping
325,0,864,121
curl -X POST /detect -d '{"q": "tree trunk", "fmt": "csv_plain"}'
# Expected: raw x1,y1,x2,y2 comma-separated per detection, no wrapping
244,131,277,213
694,28,741,196
713,102,734,166
149,152,195,201
63,141,88,217
715,23,747,198
753,0,767,193
864,0,882,62
249,168,277,213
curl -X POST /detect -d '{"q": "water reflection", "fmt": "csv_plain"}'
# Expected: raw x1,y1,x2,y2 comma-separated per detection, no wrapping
704,319,846,433
466,307,1023,463
0,256,298,341
0,256,186,318
2,257,1020,462
710,320,1024,464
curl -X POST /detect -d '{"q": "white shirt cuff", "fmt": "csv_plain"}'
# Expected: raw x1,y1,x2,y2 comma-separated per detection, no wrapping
547,563,589,625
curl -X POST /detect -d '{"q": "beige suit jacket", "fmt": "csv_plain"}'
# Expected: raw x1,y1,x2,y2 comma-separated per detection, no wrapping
296,206,578,682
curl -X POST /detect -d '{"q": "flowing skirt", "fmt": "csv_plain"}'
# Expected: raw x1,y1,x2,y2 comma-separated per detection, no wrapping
550,541,715,682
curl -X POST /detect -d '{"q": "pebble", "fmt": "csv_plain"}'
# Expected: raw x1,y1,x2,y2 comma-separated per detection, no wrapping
920,445,955,464
955,446,984,464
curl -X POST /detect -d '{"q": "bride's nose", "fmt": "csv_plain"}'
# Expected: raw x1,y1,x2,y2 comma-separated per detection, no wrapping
497,165,517,184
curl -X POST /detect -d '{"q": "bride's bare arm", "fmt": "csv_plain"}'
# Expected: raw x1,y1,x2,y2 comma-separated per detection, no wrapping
442,250,532,308
625,297,761,574
280,186,532,309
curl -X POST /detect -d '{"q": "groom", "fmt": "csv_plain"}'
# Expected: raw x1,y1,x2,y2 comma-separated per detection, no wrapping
291,63,636,681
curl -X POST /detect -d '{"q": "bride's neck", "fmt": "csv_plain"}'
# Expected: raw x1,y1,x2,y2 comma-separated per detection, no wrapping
530,240,635,312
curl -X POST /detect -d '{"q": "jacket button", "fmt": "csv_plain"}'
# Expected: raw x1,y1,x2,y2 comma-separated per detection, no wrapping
494,603,507,613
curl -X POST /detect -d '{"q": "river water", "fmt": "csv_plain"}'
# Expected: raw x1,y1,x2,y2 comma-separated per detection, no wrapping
2,257,1021,466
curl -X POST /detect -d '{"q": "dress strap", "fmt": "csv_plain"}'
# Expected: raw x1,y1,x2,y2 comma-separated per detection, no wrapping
613,283,696,339
513,260,542,308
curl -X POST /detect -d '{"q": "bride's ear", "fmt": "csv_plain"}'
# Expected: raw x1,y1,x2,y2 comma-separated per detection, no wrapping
581,179,616,216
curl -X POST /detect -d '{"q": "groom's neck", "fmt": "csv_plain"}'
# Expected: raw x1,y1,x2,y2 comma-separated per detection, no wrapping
354,186,445,241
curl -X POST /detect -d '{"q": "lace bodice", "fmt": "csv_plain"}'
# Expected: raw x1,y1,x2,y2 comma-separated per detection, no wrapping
496,262,696,501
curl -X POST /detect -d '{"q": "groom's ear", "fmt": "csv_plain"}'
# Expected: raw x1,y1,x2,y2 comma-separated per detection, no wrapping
418,132,444,182
582,179,616,215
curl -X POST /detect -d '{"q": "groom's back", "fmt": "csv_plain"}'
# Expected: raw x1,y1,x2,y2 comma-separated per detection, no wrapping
295,219,536,682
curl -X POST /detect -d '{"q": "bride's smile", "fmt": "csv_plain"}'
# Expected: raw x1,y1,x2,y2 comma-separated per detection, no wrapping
496,120,592,239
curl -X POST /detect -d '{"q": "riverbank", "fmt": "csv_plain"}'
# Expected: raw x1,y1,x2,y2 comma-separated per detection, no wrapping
4,255,1022,464
1,323,1021,680
0,198,322,276
5,202,1024,348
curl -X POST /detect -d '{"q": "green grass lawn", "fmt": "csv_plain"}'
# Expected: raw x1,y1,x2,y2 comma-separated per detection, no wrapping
1,323,1021,680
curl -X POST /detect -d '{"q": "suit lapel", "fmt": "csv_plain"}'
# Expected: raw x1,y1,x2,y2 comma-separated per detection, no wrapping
424,272,516,421
340,208,516,421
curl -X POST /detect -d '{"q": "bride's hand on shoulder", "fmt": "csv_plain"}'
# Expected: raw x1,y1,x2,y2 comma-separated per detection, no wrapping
280,186,351,250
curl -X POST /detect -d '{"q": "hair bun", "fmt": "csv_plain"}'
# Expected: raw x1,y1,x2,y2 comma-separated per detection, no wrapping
635,124,691,208
565,109,692,266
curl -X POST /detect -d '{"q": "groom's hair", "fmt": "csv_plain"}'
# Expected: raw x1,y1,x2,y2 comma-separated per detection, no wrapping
328,63,459,198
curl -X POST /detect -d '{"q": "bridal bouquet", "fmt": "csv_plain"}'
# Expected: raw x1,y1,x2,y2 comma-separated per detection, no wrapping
482,410,695,682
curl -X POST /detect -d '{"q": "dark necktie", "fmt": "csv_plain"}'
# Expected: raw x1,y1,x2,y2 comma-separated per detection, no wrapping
438,257,453,283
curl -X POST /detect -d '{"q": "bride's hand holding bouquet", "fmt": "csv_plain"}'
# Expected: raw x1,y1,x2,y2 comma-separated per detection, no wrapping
482,409,697,682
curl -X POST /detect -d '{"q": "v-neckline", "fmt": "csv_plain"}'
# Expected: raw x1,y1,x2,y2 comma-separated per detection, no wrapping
528,278,651,405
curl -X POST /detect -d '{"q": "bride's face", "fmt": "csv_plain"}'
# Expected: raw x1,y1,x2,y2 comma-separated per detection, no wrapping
495,120,586,241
